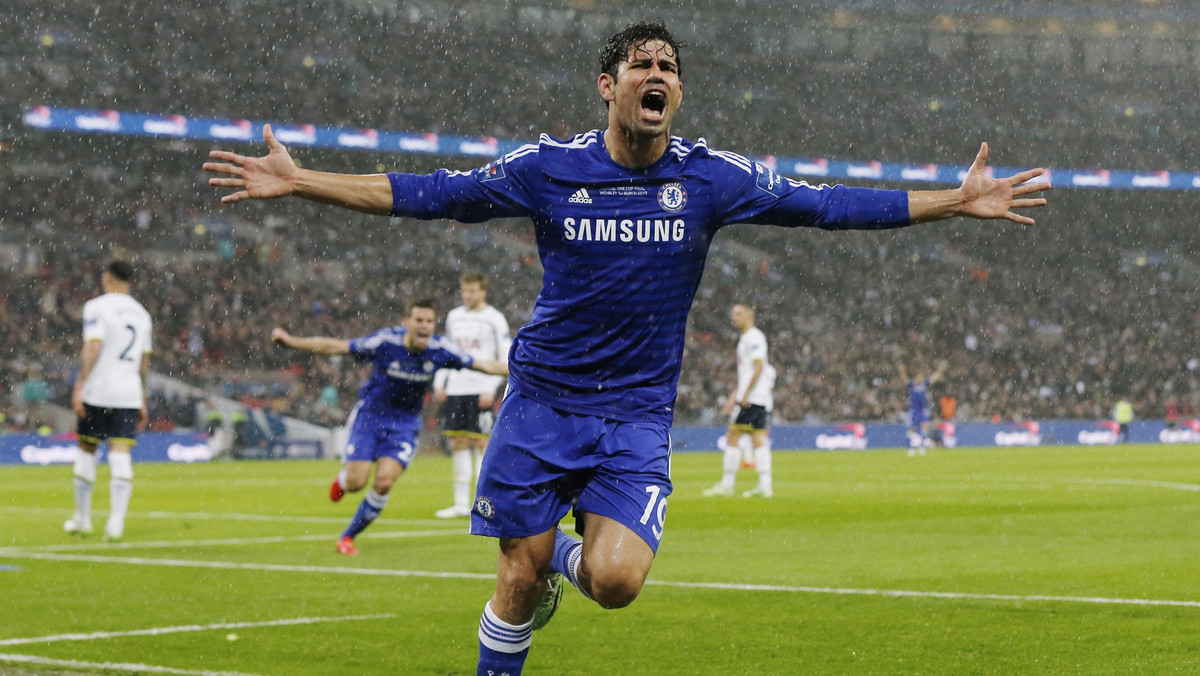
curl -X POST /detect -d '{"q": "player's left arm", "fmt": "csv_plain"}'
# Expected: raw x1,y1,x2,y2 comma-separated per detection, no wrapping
908,143,1048,225
72,339,102,417
470,359,509,377
270,328,351,355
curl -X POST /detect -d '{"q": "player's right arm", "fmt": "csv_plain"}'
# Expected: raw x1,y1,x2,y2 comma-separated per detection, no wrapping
270,328,350,355
205,125,393,214
206,126,534,221
72,339,101,417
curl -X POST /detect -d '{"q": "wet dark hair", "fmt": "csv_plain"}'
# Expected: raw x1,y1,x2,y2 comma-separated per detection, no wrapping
408,298,437,315
599,19,684,80
105,259,134,282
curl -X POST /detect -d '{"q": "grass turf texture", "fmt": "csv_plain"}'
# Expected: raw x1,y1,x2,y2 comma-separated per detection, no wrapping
2,444,1199,674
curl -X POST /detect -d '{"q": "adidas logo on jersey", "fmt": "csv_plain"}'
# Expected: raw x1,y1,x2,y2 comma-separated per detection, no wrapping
568,188,593,204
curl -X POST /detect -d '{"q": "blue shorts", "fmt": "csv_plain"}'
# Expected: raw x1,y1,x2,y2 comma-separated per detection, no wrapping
470,389,672,552
343,402,420,468
77,404,139,446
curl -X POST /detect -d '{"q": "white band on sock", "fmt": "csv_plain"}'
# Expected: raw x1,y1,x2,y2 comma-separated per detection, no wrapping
109,451,134,481
74,449,97,483
365,489,389,510
479,602,533,653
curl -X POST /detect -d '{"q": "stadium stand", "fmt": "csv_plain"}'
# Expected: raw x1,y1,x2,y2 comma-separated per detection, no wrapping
3,0,1199,429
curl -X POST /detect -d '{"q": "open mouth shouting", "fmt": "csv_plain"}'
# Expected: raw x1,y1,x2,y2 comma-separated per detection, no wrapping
640,90,668,123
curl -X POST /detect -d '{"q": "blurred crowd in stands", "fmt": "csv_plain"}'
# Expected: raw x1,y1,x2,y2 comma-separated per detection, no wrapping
3,0,1199,432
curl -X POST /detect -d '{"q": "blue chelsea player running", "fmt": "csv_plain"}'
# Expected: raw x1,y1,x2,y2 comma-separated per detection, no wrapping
270,299,507,555
206,20,1048,675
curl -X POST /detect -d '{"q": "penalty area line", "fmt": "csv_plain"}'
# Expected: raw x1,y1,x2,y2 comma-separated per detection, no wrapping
0,613,395,647
5,551,1200,610
0,651,265,676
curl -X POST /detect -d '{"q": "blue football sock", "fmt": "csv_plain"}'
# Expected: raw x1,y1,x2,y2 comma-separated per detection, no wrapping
477,602,531,676
550,529,592,600
341,489,388,540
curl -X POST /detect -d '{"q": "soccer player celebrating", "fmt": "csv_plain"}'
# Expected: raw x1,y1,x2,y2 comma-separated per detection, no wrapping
270,299,507,555
65,260,153,542
899,361,947,455
206,20,1047,674
706,303,776,498
433,273,511,519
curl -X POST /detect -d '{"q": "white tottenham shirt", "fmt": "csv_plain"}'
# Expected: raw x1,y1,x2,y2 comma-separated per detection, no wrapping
434,304,511,396
80,292,153,409
736,326,776,411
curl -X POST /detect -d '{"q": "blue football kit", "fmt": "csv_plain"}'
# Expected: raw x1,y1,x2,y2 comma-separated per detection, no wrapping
344,327,473,467
908,378,931,427
387,130,910,549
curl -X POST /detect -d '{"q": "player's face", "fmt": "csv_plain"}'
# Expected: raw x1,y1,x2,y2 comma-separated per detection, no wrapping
731,305,752,330
600,39,683,139
460,282,486,311
405,307,436,350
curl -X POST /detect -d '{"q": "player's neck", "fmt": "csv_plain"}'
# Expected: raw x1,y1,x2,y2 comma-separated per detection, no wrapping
603,127,668,169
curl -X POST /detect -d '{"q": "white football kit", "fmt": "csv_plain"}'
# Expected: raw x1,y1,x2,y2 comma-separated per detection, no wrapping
81,292,153,409
736,326,775,411
434,304,511,396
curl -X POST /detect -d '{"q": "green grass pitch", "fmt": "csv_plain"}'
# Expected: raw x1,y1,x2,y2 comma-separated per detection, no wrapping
3,444,1200,675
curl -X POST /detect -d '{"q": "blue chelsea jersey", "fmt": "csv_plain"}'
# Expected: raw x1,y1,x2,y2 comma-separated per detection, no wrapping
348,327,473,416
388,130,910,425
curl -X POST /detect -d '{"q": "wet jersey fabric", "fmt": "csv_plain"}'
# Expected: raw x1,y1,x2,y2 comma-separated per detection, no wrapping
348,327,473,418
388,130,910,426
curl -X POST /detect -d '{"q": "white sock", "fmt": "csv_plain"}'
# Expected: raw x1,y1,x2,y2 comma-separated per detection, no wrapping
451,449,473,510
336,468,348,490
754,444,773,492
72,450,96,522
107,452,134,536
720,443,740,490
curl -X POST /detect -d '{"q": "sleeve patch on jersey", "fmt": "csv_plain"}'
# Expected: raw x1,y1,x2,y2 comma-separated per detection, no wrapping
475,160,507,183
755,164,787,198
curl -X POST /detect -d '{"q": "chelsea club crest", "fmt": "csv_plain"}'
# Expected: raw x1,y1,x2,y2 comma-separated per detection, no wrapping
657,182,687,213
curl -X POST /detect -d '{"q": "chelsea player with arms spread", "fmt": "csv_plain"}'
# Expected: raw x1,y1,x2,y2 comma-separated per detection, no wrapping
206,20,1048,675
271,299,508,555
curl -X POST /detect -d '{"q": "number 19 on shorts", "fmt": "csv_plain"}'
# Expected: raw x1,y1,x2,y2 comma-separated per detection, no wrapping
640,485,668,541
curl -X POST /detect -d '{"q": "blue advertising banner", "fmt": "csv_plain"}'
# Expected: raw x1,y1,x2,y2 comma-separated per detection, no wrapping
23,105,1200,192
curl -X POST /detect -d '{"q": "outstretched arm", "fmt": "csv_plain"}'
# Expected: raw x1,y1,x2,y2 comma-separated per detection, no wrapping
271,328,351,355
908,143,1048,226
204,125,393,215
930,361,949,384
470,359,509,377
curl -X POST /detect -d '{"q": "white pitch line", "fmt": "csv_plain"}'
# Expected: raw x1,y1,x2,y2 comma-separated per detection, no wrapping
4,550,1199,610
2,529,466,554
0,506,460,527
0,652,264,676
1066,477,1200,492
0,613,395,647
0,551,495,580
645,580,1200,609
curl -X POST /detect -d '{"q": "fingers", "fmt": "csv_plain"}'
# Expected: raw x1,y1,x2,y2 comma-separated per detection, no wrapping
969,142,989,172
1005,212,1036,226
202,162,244,177
1011,198,1047,209
264,123,283,151
1007,167,1046,186
220,191,251,204
208,150,245,164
